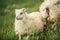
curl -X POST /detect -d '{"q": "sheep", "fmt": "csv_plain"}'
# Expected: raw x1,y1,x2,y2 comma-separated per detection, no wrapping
15,8,48,40
39,0,60,31
47,3,60,31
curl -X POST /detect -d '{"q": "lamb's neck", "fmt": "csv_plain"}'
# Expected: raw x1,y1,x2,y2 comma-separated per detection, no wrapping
20,14,29,24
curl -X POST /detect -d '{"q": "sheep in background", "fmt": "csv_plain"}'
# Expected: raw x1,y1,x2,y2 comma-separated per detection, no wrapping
39,0,60,31
15,8,48,40
47,3,60,31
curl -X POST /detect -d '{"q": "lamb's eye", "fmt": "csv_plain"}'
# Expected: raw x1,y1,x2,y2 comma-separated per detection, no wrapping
20,12,23,15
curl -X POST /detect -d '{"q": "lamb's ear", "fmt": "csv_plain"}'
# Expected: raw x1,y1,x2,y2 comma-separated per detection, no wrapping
22,8,28,12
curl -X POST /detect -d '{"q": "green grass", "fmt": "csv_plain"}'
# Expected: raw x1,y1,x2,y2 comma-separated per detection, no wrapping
0,0,60,40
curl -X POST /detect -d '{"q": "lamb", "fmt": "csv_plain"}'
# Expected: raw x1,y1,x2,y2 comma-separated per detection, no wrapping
15,8,48,40
39,0,60,31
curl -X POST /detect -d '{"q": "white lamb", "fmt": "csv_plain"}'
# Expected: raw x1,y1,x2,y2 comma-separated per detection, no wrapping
39,0,60,31
15,8,48,40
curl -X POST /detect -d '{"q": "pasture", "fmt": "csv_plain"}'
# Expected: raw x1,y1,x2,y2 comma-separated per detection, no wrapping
0,0,60,40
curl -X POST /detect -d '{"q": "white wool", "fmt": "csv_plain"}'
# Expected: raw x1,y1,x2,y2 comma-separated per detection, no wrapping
15,8,47,35
39,0,60,30
49,4,60,19
39,0,59,12
48,3,60,30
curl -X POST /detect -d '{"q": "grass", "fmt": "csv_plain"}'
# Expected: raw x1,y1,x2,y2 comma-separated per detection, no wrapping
0,0,60,40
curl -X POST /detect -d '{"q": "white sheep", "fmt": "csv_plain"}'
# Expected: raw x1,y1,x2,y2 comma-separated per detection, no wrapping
47,3,60,31
15,8,48,40
39,0,60,31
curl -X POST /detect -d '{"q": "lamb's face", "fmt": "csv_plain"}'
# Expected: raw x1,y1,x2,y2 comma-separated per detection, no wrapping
15,8,27,20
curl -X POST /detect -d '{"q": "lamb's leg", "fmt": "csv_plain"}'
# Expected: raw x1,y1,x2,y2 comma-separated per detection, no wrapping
19,34,21,40
37,35,40,40
37,32,42,40
26,35,30,40
52,22,57,31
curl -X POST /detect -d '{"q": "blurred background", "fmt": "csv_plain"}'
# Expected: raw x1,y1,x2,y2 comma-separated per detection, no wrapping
0,0,60,40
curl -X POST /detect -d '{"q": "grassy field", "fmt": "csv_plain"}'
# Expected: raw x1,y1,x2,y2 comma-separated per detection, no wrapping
0,0,60,40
